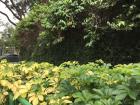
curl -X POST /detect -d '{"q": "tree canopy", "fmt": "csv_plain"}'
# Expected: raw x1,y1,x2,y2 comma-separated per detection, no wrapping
13,0,140,64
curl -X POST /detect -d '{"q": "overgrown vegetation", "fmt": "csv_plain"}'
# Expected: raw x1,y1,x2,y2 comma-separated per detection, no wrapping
1,60,140,105
14,0,140,64
1,1,140,105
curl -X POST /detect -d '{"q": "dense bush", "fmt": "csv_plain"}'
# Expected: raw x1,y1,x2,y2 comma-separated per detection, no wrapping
14,0,140,64
1,60,140,105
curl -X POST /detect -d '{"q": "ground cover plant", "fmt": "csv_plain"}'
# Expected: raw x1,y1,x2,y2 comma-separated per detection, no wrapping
0,60,140,105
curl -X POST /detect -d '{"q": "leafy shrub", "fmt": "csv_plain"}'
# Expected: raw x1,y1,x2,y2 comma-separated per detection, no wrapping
1,60,140,105
14,0,140,64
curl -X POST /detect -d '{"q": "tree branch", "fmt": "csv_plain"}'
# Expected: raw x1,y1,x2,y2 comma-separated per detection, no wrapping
9,0,24,19
0,0,21,20
0,11,16,26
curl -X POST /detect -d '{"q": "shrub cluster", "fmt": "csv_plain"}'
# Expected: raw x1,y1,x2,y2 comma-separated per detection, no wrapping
0,60,140,105
14,0,140,64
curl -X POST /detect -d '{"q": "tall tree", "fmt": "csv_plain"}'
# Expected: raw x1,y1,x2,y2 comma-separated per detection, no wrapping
14,0,140,64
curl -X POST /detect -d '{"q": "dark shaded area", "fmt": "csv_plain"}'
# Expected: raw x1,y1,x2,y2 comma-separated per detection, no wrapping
92,28,140,65
32,28,140,65
18,23,42,60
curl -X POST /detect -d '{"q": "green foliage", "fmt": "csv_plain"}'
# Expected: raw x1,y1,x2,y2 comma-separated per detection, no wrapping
14,0,140,63
1,60,140,105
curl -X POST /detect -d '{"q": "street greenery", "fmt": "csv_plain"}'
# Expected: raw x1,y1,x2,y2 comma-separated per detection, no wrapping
1,60,140,105
14,0,140,64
